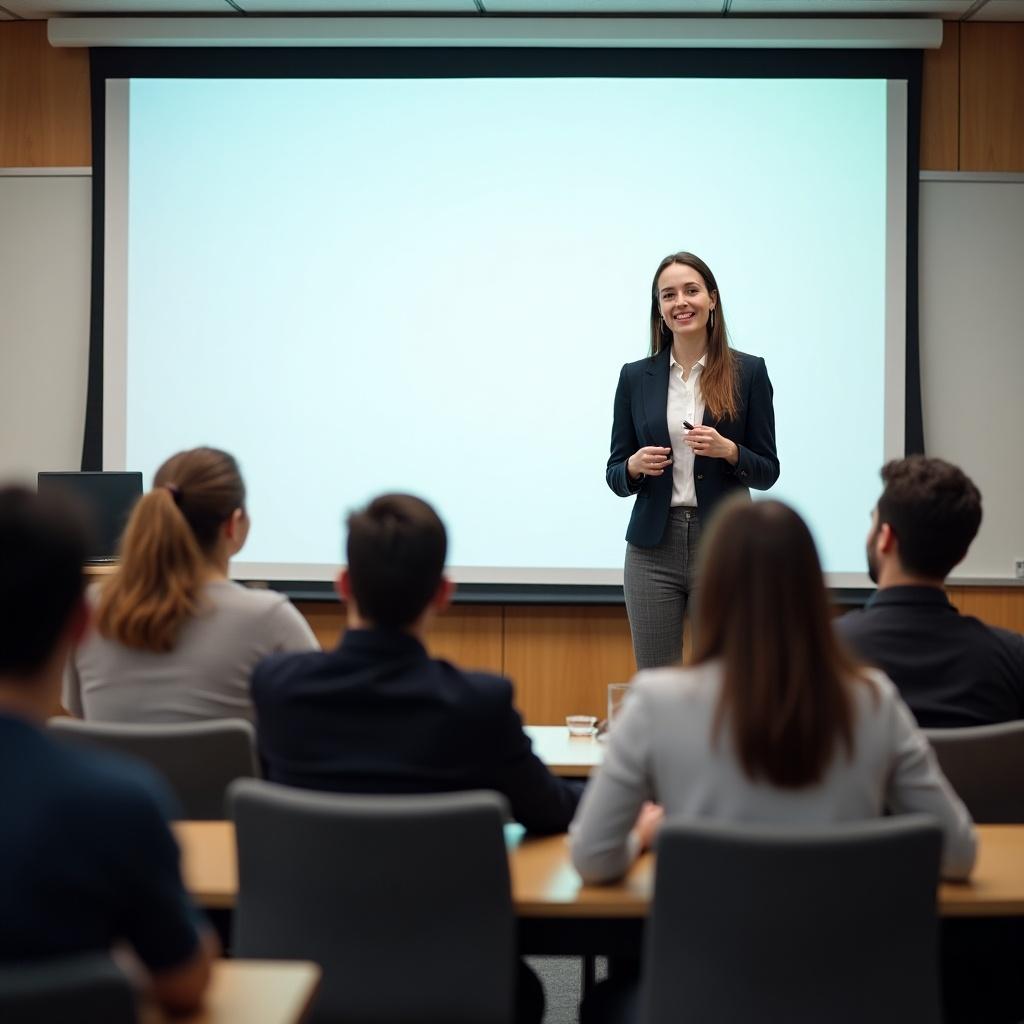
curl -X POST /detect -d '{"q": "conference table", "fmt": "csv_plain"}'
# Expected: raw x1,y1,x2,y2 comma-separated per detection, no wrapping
140,960,319,1024
524,725,604,777
173,726,1024,953
174,820,1024,954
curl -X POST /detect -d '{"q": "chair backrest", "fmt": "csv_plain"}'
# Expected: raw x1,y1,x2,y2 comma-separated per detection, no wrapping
641,815,943,1024
0,953,136,1024
924,721,1024,823
229,779,515,1024
48,717,259,819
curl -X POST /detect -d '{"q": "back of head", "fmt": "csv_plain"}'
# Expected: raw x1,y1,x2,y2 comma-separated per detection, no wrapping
0,486,88,679
877,456,981,581
692,498,866,788
346,494,447,629
96,447,245,652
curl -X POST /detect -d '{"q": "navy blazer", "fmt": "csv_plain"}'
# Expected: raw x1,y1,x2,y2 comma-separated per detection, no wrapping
252,628,583,836
606,347,780,547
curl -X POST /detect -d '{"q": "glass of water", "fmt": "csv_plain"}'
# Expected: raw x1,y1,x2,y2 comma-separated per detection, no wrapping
607,682,632,732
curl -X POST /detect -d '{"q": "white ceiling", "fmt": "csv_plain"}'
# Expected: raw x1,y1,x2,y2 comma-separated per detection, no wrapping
1,0,1021,18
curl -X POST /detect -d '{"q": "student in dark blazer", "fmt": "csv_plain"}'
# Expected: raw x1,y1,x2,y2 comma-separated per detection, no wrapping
252,494,581,839
607,252,780,669
253,494,578,1024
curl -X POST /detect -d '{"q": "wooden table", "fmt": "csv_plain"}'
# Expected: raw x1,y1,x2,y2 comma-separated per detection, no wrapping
524,725,603,778
174,821,1024,920
140,960,320,1024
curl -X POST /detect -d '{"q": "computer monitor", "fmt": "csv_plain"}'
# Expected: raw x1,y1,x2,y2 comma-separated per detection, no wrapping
37,471,143,563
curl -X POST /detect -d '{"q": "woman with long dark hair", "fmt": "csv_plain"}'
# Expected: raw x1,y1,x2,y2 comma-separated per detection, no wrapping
65,447,317,722
607,252,780,669
571,498,975,884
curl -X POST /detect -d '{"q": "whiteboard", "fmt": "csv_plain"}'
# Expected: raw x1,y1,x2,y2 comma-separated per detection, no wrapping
1,168,1021,580
919,173,1024,581
0,169,91,484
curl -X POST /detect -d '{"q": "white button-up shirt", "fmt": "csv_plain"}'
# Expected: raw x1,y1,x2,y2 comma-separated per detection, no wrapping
668,352,706,507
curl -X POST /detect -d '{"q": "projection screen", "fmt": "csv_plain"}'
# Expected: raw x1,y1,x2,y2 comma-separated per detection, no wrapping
100,70,908,588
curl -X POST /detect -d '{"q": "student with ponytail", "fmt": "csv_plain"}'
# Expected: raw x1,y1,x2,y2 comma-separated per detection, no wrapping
65,447,317,723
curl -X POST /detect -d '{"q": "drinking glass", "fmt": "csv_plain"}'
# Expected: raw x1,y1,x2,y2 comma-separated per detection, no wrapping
607,682,632,732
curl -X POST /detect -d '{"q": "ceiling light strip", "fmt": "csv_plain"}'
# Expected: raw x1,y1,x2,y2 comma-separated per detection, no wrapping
47,15,942,50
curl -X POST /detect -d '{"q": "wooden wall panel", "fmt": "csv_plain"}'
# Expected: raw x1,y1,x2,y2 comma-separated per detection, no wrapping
504,606,636,725
294,600,503,675
294,599,346,651
0,21,90,167
946,587,1024,635
422,605,504,675
960,23,1024,172
920,21,960,172
289,588,1024,726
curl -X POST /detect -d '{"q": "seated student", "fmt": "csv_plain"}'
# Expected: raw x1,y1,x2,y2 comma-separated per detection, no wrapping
0,486,217,1014
253,493,582,836
836,456,1024,728
254,494,580,1024
838,458,1024,1023
571,497,976,886
65,447,317,723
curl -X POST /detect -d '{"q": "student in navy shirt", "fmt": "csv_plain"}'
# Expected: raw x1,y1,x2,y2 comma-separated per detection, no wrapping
836,457,1024,728
836,458,1024,1023
0,485,216,1015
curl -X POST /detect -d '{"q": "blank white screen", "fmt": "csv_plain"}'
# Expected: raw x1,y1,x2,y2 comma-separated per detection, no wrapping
105,75,904,583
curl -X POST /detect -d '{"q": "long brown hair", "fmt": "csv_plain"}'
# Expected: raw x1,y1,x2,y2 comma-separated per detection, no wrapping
649,251,738,421
691,498,873,788
96,448,245,652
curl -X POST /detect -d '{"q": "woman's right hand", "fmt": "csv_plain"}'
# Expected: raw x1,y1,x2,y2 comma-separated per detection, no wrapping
627,446,673,480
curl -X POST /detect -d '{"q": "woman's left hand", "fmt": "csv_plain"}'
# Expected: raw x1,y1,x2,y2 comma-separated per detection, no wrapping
633,802,665,852
684,426,739,465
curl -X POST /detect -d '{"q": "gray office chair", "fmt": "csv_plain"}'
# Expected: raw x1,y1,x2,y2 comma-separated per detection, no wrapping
229,779,515,1024
639,815,943,1024
48,717,259,819
0,953,136,1024
924,721,1024,823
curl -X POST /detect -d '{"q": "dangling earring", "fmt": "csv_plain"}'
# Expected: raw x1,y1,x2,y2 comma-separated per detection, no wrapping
709,308,716,331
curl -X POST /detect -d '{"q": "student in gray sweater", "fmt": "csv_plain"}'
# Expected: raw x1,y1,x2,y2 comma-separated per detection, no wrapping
65,447,317,723
571,497,975,884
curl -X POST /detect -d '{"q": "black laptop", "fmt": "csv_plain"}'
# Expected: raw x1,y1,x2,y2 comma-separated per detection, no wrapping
37,471,144,563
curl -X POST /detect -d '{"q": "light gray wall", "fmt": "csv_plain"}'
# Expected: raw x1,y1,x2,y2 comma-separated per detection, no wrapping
919,174,1024,580
0,170,91,484
1,169,1021,577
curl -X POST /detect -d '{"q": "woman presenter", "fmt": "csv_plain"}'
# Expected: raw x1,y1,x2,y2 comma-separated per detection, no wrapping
607,251,780,669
